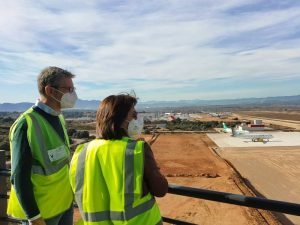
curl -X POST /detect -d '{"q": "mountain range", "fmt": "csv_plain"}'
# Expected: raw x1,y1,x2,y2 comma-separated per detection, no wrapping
0,95,299,112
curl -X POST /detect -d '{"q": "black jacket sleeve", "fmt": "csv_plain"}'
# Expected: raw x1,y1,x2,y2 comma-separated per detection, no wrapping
143,142,168,197
10,117,40,219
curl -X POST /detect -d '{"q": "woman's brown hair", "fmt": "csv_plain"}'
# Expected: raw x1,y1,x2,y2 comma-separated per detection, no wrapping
96,94,137,140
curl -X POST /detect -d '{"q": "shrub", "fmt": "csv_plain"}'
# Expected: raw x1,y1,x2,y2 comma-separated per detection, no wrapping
0,139,9,151
67,128,77,136
72,130,89,139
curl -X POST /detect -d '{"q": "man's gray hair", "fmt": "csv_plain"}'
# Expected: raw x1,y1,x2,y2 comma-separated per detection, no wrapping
37,66,75,96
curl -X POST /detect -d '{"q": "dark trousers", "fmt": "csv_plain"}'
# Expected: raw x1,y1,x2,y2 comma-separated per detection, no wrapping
22,206,73,225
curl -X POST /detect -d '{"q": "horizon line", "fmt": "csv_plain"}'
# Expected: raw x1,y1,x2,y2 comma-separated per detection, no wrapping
1,93,300,105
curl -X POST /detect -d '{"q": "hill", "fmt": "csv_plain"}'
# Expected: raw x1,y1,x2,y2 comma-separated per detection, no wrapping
0,95,300,112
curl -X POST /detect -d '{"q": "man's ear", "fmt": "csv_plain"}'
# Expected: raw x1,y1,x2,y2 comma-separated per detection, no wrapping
44,85,53,96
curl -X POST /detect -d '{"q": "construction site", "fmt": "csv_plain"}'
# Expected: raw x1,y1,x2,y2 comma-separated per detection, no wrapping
70,111,300,225
2,110,300,225
150,112,300,225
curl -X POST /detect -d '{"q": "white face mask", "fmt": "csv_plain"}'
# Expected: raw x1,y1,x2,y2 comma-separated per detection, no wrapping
127,117,144,138
60,91,78,108
52,88,78,109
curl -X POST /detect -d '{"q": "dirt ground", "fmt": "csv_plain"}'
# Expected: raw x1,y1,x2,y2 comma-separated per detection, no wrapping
150,133,280,225
220,147,300,225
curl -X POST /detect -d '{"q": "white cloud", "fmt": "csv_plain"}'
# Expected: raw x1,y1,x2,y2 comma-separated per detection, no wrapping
0,0,300,102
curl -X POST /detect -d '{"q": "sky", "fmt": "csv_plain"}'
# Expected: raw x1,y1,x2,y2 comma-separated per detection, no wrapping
1,0,300,103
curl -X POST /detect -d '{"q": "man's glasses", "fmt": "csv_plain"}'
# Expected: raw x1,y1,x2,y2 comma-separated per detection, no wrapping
54,86,76,93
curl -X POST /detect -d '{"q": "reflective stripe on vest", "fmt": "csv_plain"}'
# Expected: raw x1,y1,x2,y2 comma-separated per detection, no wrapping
75,140,156,222
28,113,69,176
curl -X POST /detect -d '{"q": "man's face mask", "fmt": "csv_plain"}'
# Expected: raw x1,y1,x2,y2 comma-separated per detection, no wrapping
51,87,78,109
127,116,144,138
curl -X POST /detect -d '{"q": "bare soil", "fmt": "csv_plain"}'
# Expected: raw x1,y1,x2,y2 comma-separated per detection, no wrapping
150,133,281,225
220,147,300,225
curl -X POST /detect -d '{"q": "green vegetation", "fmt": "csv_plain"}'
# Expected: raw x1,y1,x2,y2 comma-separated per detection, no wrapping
66,120,95,130
68,129,90,139
166,118,220,131
0,117,15,124
62,110,96,119
0,120,12,151
0,137,9,151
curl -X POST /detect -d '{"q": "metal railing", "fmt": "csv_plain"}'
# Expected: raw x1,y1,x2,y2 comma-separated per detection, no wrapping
1,149,300,225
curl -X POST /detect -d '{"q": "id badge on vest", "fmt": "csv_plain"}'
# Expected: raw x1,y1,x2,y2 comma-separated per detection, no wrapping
48,145,68,163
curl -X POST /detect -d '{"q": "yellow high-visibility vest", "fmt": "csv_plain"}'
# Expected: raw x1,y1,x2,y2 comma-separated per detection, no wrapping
7,108,73,219
70,138,163,225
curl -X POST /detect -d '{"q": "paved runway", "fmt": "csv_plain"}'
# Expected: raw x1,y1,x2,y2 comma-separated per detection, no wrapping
207,131,300,147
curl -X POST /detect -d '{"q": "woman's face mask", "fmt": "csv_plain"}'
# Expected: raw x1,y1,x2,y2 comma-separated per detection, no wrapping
127,116,144,138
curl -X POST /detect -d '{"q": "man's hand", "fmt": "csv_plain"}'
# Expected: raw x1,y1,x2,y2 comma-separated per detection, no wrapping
29,217,47,225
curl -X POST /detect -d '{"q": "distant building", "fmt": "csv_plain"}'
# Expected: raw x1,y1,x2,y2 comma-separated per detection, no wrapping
242,119,266,131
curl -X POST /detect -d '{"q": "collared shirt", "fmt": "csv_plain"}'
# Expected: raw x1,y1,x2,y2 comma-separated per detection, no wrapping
35,100,61,116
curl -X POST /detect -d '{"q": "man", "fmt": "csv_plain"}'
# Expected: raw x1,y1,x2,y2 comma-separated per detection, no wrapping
7,67,77,225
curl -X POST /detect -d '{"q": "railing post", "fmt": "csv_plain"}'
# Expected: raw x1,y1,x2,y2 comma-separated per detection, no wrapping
0,150,8,225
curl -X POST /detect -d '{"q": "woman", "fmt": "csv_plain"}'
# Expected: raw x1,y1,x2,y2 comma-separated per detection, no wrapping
70,94,168,225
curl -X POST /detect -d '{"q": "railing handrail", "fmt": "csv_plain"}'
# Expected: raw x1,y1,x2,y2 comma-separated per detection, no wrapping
168,184,300,216
1,167,300,216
